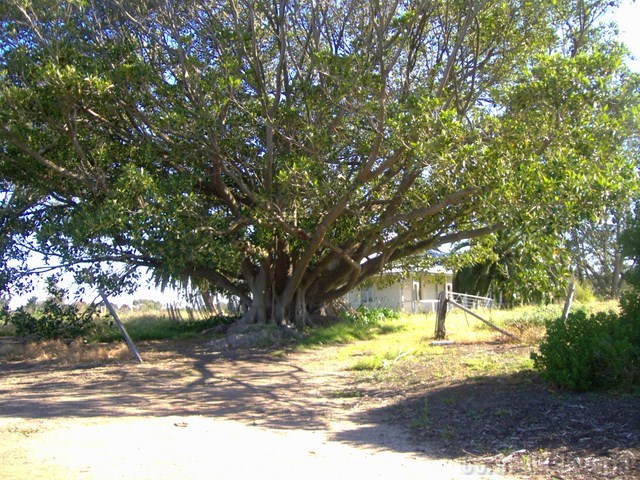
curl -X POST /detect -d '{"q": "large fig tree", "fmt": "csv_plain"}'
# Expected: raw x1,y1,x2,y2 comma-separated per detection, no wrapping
1,0,638,325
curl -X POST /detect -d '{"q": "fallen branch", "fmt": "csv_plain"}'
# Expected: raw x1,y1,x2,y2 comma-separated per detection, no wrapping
98,289,143,363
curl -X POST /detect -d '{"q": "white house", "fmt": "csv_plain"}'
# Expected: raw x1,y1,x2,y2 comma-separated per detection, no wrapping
344,266,453,313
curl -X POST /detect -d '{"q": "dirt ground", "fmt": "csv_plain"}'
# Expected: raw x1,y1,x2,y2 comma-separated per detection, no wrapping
380,345,640,479
0,337,638,479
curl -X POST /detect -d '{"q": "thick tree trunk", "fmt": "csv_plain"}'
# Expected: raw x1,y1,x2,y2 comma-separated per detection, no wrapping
240,262,267,325
201,289,216,313
435,291,447,340
241,292,266,324
241,282,316,328
239,249,333,328
293,289,310,329
271,298,286,325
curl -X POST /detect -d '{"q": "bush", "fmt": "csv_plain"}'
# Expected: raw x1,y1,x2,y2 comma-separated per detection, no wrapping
3,299,100,340
531,310,640,391
573,281,597,303
343,306,400,326
621,290,640,328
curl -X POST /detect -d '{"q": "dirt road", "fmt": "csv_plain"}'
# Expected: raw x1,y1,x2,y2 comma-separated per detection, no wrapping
0,340,514,479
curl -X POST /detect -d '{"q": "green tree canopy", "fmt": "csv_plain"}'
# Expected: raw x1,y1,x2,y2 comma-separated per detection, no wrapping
1,0,638,325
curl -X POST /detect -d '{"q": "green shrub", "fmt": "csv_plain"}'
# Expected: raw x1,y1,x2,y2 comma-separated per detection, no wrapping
4,299,100,340
345,306,400,326
531,310,640,391
621,291,640,328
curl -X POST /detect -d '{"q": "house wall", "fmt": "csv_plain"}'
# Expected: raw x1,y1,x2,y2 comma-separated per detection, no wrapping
409,273,453,313
418,273,453,300
345,283,403,309
372,283,403,309
345,272,453,313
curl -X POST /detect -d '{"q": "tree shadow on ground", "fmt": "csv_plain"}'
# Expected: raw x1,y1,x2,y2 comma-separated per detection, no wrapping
2,339,639,478
0,341,342,431
331,371,640,478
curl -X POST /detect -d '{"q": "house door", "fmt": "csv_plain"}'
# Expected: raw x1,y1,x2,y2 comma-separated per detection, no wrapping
412,281,421,304
411,281,421,313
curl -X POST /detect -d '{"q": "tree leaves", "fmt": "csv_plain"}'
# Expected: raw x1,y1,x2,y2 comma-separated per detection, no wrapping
0,0,638,322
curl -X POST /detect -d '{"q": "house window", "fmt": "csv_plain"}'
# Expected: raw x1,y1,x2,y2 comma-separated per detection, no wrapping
361,286,374,303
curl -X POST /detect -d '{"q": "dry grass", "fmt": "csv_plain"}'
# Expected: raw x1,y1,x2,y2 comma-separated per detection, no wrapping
0,338,131,364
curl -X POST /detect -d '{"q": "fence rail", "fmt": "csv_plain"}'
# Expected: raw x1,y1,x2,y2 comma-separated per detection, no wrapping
448,292,494,310
403,292,494,314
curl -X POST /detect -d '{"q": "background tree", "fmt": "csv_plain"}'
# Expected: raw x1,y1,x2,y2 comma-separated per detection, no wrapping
567,204,633,299
132,299,163,312
1,0,638,326
455,21,640,305
621,202,640,295
454,200,639,305
452,229,571,307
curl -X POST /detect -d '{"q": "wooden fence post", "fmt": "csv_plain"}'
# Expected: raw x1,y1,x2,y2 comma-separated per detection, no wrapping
434,290,448,339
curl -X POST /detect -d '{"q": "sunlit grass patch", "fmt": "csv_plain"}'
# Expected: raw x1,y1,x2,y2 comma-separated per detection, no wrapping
333,316,430,356
458,300,620,345
334,301,619,361
349,347,416,371
296,321,381,347
295,310,406,349
331,304,574,380
351,356,386,371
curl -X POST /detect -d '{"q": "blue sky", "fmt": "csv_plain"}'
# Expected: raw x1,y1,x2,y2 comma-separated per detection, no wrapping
612,1,640,72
